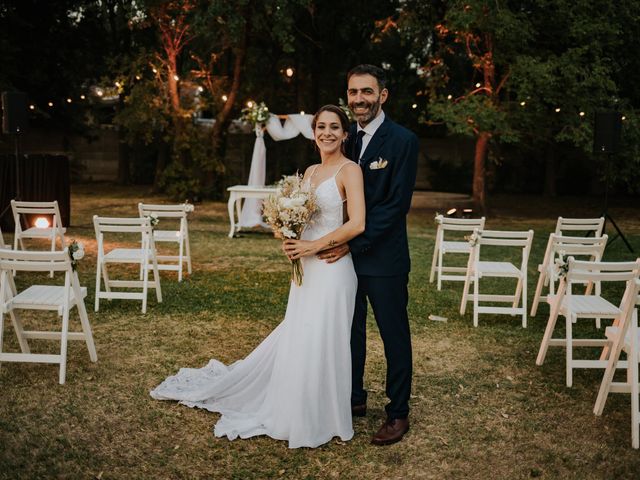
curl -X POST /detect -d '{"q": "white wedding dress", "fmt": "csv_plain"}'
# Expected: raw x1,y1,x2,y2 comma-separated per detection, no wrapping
150,175,357,449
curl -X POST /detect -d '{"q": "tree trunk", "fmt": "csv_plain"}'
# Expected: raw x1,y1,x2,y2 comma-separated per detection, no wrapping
153,140,170,191
473,132,490,212
543,144,557,196
117,136,130,185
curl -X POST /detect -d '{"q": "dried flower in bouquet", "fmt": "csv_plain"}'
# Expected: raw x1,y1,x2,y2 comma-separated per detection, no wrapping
263,174,318,286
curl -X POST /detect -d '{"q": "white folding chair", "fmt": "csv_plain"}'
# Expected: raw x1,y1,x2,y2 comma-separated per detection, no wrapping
430,215,486,290
0,227,6,248
138,203,193,282
530,234,608,317
93,216,162,314
460,229,534,328
594,278,640,448
555,217,605,237
0,248,97,384
536,258,640,387
11,200,67,277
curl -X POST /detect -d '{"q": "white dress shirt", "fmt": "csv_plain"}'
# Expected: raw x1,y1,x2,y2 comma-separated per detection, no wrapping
356,110,386,162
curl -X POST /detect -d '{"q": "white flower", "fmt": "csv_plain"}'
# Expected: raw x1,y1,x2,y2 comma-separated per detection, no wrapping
184,204,195,213
280,226,296,238
73,247,85,261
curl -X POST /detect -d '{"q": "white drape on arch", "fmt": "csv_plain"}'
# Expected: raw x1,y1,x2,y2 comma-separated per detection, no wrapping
238,113,314,228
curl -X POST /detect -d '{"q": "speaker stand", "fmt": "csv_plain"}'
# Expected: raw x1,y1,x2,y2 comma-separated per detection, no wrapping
0,132,21,221
599,152,634,253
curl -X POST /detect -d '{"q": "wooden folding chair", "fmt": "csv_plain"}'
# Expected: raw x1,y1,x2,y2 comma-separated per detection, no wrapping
93,216,162,314
555,217,605,237
536,258,640,387
530,234,608,317
594,278,640,448
11,200,67,277
0,248,97,384
138,203,193,282
460,229,534,328
430,215,486,291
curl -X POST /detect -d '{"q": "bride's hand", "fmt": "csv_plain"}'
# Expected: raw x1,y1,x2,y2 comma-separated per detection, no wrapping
283,239,317,260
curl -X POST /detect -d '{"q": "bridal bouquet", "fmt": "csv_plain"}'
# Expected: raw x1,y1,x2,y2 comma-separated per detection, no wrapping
262,174,318,286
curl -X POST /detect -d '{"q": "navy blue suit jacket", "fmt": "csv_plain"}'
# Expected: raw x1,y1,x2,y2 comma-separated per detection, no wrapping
346,116,419,276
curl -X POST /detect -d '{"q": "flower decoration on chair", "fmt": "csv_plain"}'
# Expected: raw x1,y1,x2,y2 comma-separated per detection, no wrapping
241,101,270,128
465,231,481,247
262,174,318,286
68,240,85,272
146,214,160,230
553,251,569,281
184,202,195,213
434,212,442,224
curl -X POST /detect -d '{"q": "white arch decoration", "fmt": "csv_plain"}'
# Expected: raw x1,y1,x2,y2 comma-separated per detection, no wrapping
238,113,314,228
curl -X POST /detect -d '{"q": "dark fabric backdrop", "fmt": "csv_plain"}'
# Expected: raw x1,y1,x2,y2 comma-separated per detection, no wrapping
0,154,70,232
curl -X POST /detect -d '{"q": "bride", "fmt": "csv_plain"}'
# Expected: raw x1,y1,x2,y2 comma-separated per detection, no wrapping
151,104,365,449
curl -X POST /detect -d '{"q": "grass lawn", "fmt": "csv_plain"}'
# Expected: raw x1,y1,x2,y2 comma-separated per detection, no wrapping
1,184,640,479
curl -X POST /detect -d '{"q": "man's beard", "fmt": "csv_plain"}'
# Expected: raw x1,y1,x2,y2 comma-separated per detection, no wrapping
349,97,381,126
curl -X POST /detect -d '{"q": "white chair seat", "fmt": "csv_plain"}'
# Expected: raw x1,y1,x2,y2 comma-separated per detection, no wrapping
559,295,619,316
153,230,181,242
441,240,471,253
477,261,522,276
10,285,87,312
20,226,66,238
104,248,153,263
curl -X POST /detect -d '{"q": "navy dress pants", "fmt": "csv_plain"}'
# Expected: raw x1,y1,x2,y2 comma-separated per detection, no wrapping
351,274,412,419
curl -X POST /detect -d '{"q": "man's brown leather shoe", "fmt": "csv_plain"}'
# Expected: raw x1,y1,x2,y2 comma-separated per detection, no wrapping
371,418,409,446
351,404,367,417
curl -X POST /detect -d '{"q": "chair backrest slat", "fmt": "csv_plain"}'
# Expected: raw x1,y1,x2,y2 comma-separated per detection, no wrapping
566,257,640,283
555,216,605,236
0,248,71,272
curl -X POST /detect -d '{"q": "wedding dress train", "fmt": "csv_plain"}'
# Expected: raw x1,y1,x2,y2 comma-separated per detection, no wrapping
151,175,356,448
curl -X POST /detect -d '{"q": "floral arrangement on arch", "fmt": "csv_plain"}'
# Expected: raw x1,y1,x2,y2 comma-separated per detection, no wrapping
262,174,318,286
241,101,270,128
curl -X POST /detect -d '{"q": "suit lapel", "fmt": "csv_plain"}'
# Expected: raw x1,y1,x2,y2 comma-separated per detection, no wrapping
360,118,391,166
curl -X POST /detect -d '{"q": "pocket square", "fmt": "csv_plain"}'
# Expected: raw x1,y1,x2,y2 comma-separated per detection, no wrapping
369,157,389,170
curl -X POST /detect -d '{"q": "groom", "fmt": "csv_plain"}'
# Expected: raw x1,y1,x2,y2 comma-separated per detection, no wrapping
319,64,418,445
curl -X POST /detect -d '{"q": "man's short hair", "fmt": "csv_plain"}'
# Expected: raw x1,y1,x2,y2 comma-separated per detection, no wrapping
347,64,387,90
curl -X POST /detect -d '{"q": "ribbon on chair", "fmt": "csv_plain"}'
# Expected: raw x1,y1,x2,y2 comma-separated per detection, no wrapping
238,114,314,228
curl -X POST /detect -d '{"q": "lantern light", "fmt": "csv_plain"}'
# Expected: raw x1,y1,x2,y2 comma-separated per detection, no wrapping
35,217,50,228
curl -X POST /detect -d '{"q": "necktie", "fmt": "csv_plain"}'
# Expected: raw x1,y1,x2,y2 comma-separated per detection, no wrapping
353,130,366,164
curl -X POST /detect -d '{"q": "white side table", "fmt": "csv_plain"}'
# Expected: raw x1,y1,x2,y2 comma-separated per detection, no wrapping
226,185,277,238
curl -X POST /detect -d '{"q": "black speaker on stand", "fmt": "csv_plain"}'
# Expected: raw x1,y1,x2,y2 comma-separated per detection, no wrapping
593,111,633,253
1,91,28,222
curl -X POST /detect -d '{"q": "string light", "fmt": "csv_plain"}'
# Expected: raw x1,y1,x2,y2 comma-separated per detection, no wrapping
221,95,228,101
66,98,72,103
246,101,254,108
300,110,305,115
579,111,585,117
135,75,141,80
520,101,526,106
555,107,561,113
447,94,453,100
96,88,104,97
197,86,204,93
622,115,627,121
80,94,86,100
29,104,35,110
173,74,179,81
115,81,121,88
48,101,53,107
285,67,294,77
475,82,481,88
411,103,417,109
152,67,158,73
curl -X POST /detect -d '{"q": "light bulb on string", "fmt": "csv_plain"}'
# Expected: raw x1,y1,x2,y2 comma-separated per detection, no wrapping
520,101,526,107
67,98,72,103
246,101,254,108
579,111,585,117
48,101,53,107
221,95,228,102
555,107,561,113
447,94,452,100
411,104,417,109
173,75,180,81
622,115,627,121
29,104,35,110
475,82,481,88
80,94,86,100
